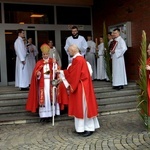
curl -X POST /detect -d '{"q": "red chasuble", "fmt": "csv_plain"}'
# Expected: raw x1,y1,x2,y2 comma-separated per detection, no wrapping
57,82,69,110
26,58,53,113
147,58,150,116
63,56,98,119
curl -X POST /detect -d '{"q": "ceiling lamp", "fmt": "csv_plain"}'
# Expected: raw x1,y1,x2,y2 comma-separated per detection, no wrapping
30,14,44,18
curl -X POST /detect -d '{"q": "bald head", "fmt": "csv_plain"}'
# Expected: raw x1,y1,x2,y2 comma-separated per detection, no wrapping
67,44,79,57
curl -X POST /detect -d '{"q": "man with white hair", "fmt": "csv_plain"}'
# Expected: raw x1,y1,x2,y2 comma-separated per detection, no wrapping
57,44,100,137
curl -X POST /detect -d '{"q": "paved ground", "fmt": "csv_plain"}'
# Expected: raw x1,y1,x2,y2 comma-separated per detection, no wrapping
0,111,150,150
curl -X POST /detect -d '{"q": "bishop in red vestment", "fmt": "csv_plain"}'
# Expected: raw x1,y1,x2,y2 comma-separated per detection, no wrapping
26,43,60,122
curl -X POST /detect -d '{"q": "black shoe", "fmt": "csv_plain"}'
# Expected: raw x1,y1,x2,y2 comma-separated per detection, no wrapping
73,130,85,135
20,87,29,91
82,131,93,137
45,118,51,122
40,118,46,122
116,86,124,90
112,86,117,89
97,79,101,81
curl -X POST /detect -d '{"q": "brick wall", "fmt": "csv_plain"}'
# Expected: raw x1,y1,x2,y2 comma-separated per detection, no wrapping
93,0,150,80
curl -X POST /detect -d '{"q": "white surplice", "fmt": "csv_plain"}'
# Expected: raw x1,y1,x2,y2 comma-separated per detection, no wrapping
26,43,38,83
14,36,30,88
97,43,107,80
85,40,97,80
111,36,128,86
64,35,88,63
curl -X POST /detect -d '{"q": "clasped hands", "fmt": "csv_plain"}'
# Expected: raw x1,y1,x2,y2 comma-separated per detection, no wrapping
55,70,63,84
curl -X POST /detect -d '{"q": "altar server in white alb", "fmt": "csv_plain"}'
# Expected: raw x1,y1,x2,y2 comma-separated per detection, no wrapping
48,40,62,67
14,29,30,91
85,35,97,80
64,25,88,63
110,28,128,90
96,36,107,80
26,37,38,83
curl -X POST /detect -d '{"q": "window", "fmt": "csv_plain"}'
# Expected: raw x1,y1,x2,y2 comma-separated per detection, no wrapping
56,6,91,25
4,3,54,24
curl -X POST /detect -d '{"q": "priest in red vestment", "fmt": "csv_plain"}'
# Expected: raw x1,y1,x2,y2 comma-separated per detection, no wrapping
57,44,100,137
26,43,60,122
146,43,150,116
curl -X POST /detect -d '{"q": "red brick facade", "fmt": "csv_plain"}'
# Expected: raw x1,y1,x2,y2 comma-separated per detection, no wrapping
93,0,150,80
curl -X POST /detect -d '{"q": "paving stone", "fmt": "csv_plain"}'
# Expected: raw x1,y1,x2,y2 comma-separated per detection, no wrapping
0,112,150,150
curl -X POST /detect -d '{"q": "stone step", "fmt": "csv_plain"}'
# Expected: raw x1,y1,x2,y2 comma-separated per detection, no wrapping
99,101,137,112
0,112,71,125
0,105,25,112
98,95,137,105
0,99,26,106
0,110,38,117
94,83,138,91
0,84,138,113
0,93,27,100
0,82,139,125
0,94,137,107
96,89,139,98
0,93,137,106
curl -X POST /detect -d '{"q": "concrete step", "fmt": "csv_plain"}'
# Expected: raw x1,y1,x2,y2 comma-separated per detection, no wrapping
0,112,71,125
0,81,139,125
0,89,138,111
0,92,27,100
99,101,137,112
98,95,138,105
0,99,26,106
96,89,139,98
94,83,138,91
0,105,25,112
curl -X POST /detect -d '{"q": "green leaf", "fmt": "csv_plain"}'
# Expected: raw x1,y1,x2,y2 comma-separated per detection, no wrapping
137,30,149,127
103,21,112,82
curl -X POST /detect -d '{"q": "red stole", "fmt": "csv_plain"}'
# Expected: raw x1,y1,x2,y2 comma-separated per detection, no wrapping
57,82,69,110
26,58,53,113
109,39,118,53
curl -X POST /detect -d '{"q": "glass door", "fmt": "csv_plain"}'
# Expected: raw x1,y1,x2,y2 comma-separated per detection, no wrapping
36,31,55,59
5,30,17,82
5,30,55,83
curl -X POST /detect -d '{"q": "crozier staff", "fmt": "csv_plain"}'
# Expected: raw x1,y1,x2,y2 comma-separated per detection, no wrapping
26,43,60,123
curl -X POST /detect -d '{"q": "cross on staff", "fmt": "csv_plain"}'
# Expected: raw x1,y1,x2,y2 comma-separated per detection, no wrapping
52,52,58,126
